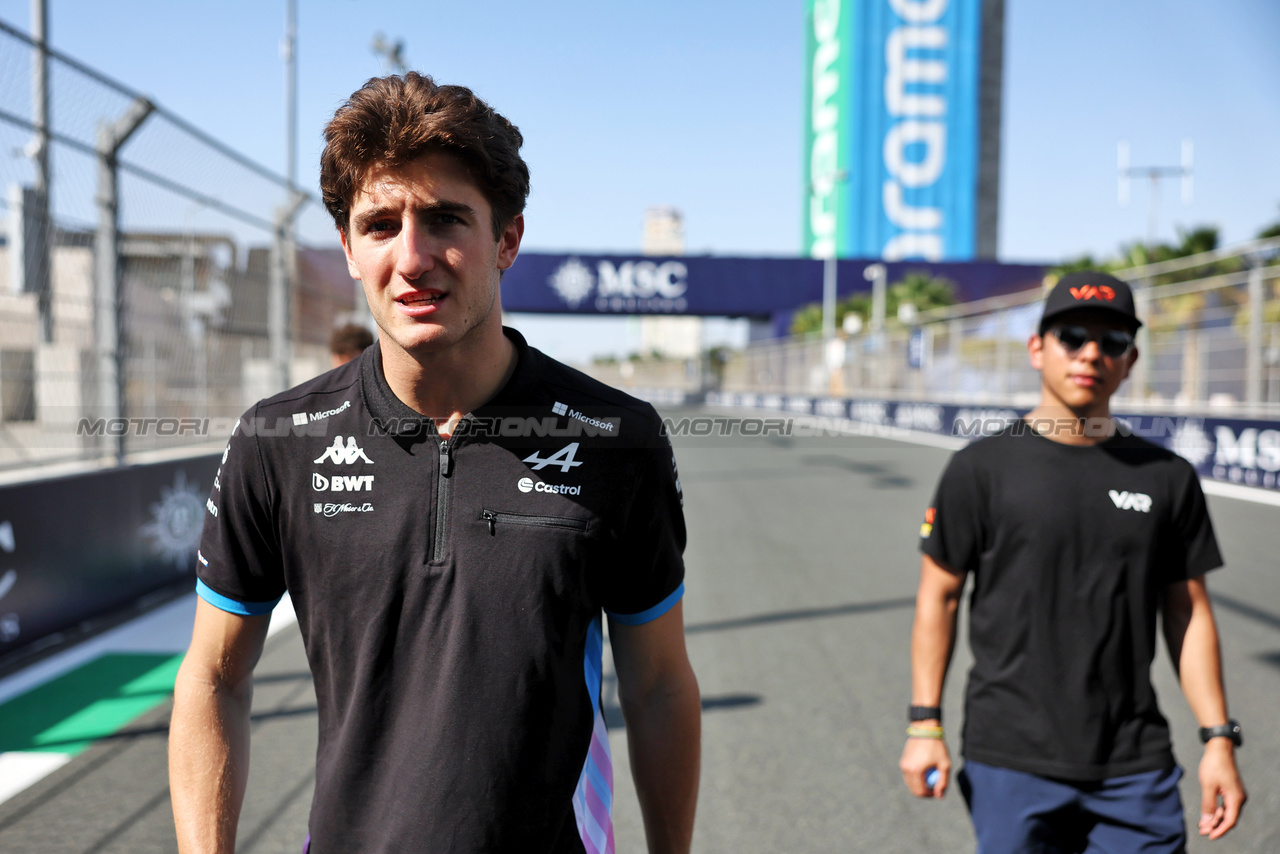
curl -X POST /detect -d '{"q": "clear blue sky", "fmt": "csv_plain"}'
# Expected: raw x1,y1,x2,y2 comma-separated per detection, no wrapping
3,0,1278,357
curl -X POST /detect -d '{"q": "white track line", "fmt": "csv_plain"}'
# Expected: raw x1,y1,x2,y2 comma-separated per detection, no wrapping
0,591,297,806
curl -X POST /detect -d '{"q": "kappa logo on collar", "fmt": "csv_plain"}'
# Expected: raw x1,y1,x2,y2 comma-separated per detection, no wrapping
1109,490,1152,513
1069,284,1116,302
314,436,374,465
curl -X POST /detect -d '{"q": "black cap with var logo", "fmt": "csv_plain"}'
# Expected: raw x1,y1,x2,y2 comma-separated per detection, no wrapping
1039,271,1143,334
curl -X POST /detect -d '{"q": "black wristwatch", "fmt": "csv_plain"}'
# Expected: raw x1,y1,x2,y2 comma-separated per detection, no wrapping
909,705,942,722
1198,720,1242,747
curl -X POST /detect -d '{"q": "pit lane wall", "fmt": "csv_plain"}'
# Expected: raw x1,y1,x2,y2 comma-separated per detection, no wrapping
0,453,220,667
689,390,1280,493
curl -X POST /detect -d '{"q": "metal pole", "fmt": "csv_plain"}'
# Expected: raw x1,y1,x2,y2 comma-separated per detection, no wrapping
270,192,307,393
866,263,887,333
949,316,963,390
284,0,297,190
1147,171,1160,247
30,0,52,342
821,257,836,340
1246,260,1264,410
1132,284,1150,401
94,97,153,463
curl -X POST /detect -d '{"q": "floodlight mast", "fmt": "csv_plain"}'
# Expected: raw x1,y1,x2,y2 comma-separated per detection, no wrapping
1117,138,1193,247
283,0,297,191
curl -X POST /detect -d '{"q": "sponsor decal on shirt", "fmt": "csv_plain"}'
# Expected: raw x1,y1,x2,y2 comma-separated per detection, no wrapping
517,476,582,496
551,402,616,433
920,506,935,538
314,436,374,465
313,502,374,517
313,473,374,492
523,442,584,472
293,401,352,427
1108,490,1152,513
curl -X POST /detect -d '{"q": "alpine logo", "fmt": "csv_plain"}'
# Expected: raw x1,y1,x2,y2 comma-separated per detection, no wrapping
523,442,584,472
314,436,374,465
1070,284,1116,302
313,473,374,492
1109,490,1152,513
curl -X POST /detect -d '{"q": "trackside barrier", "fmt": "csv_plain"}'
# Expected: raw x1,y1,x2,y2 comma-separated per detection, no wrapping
701,391,1280,494
0,452,219,666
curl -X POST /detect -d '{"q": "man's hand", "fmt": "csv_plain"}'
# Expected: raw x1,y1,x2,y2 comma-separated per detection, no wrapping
1162,576,1246,840
902,555,965,800
609,602,700,854
1197,740,1246,840
900,733,951,798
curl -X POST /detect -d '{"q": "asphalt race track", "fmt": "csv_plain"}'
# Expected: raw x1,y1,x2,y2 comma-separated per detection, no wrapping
1,407,1278,852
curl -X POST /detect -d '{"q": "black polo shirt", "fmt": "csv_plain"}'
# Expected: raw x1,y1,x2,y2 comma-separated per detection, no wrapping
920,424,1223,781
196,328,686,853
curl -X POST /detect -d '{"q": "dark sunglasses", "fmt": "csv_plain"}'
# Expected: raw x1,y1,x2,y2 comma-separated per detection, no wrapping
1048,325,1135,358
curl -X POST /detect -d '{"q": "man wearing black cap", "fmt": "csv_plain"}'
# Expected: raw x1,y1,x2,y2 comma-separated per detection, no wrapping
899,272,1247,851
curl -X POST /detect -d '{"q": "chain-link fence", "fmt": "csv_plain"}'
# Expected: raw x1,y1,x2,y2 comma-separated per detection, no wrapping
0,18,357,473
593,240,1280,419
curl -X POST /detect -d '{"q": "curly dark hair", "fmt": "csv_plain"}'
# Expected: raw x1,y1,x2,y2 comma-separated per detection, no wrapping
320,73,530,238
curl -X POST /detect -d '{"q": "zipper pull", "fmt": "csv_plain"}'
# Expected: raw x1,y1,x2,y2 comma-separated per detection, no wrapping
482,509,496,535
439,440,452,477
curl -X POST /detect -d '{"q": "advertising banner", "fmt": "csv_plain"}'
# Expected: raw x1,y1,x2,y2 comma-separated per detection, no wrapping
803,0,999,262
501,252,1042,316
0,454,220,663
704,391,1280,493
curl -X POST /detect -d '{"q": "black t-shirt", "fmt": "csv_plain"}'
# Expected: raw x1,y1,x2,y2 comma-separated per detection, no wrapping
196,328,686,853
920,423,1223,781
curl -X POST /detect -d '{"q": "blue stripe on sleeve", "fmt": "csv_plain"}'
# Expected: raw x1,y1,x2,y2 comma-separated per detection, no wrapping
606,582,685,626
196,579,280,616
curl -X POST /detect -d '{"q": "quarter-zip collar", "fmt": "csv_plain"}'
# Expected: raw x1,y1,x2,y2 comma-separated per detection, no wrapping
360,326,543,438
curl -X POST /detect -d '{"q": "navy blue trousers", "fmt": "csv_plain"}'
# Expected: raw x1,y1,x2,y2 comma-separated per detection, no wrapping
958,760,1186,854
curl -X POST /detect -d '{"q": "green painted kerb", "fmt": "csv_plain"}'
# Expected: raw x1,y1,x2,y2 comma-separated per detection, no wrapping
0,653,184,755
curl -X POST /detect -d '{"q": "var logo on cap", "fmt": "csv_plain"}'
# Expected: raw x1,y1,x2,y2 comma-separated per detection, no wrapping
1070,284,1116,302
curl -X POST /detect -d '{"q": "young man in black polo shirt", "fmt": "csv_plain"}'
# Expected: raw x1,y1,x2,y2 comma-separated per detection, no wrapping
900,272,1246,851
170,74,700,853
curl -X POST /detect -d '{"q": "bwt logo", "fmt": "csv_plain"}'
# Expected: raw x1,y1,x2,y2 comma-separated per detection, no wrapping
549,258,689,312
882,0,952,262
313,473,374,492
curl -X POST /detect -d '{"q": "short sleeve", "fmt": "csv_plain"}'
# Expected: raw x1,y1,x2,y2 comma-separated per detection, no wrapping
919,448,985,575
600,428,687,625
196,408,285,615
1164,461,1224,581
